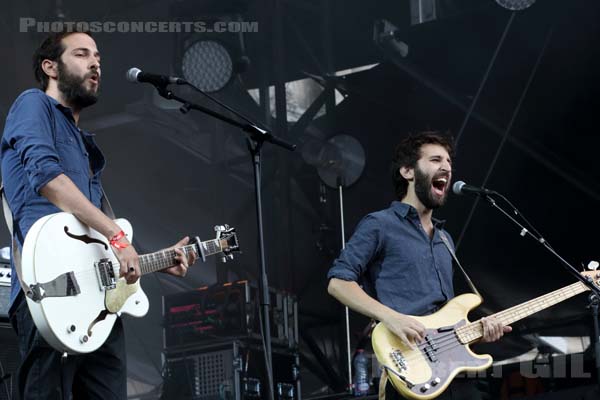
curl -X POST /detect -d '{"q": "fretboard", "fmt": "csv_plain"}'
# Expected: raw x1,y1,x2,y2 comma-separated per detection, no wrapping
456,281,590,343
138,239,223,275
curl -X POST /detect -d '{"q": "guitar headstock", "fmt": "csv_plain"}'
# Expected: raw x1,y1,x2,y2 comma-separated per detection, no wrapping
191,225,240,263
214,224,240,262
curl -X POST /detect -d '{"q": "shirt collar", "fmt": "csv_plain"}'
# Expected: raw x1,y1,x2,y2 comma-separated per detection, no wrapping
44,91,78,123
43,91,95,137
390,200,446,229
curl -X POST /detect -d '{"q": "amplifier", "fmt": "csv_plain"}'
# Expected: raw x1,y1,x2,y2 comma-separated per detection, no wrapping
0,263,11,320
0,322,19,400
161,340,300,400
163,281,298,350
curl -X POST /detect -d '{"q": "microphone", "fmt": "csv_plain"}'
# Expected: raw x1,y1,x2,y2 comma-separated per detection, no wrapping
452,181,497,196
125,67,186,86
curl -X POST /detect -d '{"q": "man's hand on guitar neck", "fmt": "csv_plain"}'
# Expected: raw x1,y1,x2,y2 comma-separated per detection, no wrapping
160,236,198,277
480,316,512,343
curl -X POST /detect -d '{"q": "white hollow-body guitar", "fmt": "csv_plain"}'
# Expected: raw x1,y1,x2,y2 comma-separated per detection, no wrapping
21,212,239,354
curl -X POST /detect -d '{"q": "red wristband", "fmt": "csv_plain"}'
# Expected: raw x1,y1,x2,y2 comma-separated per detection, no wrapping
109,230,129,249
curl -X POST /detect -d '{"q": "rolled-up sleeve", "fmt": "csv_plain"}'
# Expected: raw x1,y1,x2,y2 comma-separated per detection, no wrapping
327,214,382,282
3,92,64,194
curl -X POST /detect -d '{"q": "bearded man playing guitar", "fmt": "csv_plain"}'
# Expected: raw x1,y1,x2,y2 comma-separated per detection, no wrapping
327,132,511,400
1,31,197,399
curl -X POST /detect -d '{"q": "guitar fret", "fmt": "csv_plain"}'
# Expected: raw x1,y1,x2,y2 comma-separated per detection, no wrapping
138,244,202,275
201,239,220,257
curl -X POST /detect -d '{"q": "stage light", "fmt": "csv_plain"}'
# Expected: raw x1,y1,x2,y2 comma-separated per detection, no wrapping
374,20,409,58
0,246,9,261
181,40,233,93
494,0,536,11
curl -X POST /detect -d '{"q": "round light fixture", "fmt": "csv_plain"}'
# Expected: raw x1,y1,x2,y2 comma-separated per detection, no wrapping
495,0,536,11
181,40,233,92
314,135,366,188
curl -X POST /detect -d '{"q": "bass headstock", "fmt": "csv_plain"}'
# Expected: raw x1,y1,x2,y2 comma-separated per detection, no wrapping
582,261,600,286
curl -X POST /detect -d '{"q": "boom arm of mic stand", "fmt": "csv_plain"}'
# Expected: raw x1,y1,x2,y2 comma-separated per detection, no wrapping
152,84,296,151
483,195,600,296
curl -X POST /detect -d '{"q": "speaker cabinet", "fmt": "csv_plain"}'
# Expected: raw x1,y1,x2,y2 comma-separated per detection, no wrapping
0,321,19,400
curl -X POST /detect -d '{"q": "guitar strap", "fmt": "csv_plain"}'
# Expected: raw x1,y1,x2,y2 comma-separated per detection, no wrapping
0,184,115,296
100,188,116,219
438,230,482,299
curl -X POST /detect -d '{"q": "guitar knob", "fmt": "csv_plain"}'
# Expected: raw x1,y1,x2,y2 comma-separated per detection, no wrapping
420,384,431,393
431,377,441,386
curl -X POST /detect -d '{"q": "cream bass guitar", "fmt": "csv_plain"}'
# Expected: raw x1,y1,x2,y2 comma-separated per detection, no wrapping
21,212,239,354
372,270,600,399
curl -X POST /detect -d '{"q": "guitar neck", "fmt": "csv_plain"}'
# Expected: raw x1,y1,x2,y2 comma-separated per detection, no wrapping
457,281,590,343
138,239,224,275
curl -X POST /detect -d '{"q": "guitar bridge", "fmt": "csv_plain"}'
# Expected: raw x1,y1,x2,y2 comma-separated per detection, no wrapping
94,258,117,291
390,350,408,372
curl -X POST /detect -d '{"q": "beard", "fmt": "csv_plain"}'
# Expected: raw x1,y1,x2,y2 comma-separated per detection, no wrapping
57,61,99,109
414,165,448,210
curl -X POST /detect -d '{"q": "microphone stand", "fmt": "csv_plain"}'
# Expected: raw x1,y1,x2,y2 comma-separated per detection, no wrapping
151,81,296,400
480,193,600,395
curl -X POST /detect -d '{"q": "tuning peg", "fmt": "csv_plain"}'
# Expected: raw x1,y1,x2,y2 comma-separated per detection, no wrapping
588,261,599,271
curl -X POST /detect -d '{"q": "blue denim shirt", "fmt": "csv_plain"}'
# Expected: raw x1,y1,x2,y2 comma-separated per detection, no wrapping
1,89,106,308
327,201,455,316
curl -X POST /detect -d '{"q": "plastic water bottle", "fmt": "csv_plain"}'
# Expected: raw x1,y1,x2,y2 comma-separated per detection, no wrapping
353,349,370,396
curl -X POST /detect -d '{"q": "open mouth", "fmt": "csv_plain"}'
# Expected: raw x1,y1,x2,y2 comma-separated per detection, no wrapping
431,176,448,196
88,74,99,84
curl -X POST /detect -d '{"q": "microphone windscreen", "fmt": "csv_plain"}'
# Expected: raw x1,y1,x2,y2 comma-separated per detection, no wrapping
452,181,466,195
125,67,141,83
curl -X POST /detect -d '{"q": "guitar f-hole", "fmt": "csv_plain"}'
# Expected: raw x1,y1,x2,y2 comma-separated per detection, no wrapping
64,226,108,250
86,310,110,337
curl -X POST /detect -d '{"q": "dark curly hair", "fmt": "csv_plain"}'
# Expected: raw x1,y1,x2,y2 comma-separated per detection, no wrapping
32,30,93,91
391,131,454,200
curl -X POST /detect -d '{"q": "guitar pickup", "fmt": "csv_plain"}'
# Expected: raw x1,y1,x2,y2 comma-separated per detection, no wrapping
94,258,117,290
425,335,438,350
423,347,438,363
437,325,454,332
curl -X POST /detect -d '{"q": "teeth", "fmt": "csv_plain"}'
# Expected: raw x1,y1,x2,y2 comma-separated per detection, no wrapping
435,178,447,184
